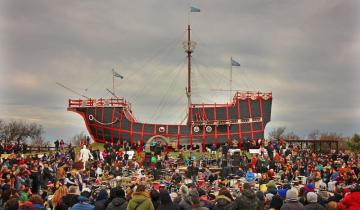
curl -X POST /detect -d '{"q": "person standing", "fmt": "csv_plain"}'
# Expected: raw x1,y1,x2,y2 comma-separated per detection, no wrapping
79,145,93,169
60,139,65,151
54,139,60,151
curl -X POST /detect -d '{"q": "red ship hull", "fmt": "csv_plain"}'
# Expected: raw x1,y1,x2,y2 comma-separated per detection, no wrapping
68,91,272,148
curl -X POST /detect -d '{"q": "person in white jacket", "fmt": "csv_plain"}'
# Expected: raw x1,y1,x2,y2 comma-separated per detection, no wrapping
79,145,93,169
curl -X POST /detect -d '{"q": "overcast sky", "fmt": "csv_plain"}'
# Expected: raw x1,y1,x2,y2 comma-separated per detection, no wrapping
1,0,359,141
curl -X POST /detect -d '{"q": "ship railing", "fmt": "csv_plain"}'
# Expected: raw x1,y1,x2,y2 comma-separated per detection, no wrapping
68,98,132,109
233,91,272,102
191,117,263,126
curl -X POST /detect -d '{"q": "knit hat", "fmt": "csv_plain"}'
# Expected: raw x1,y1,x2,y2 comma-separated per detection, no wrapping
266,180,276,189
189,189,200,204
306,192,317,203
260,184,268,192
265,193,274,201
319,183,327,191
179,185,189,196
286,188,298,201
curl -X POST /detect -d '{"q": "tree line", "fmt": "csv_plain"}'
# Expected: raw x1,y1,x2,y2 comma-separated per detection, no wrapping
0,119,45,146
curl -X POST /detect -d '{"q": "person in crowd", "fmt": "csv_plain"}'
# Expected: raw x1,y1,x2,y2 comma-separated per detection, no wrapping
71,192,94,210
245,168,256,183
61,186,80,209
337,185,360,210
93,189,108,210
213,187,233,210
178,185,192,210
304,192,324,210
106,187,127,210
29,194,46,210
126,185,154,210
51,185,69,209
188,189,209,210
231,183,259,210
157,189,181,210
150,190,160,210
280,188,305,210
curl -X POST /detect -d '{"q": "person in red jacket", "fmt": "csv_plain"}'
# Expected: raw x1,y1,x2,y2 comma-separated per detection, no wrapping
338,186,360,210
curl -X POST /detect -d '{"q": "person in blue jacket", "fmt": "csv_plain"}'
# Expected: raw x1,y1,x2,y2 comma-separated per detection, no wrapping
245,168,256,183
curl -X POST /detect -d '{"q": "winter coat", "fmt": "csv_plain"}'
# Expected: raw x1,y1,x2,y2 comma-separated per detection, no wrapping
178,196,192,210
191,206,209,210
94,189,109,210
232,189,258,210
32,203,46,210
304,203,324,210
269,195,283,210
62,194,80,209
280,200,305,210
106,197,127,210
71,203,94,210
212,195,232,210
157,203,181,210
338,192,360,210
126,192,154,210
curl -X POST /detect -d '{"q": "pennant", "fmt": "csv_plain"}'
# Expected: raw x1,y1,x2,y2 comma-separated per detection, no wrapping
231,58,241,67
190,6,201,12
113,71,124,79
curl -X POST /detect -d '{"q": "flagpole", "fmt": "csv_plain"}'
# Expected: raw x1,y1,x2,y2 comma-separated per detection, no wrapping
112,69,115,96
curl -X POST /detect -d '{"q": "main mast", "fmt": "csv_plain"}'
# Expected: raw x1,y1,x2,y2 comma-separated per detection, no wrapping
184,24,196,119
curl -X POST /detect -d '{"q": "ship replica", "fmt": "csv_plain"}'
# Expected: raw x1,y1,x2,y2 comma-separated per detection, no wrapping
68,21,272,150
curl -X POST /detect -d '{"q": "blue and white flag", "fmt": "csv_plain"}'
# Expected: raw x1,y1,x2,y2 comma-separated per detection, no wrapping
231,58,241,66
113,71,124,79
190,6,201,12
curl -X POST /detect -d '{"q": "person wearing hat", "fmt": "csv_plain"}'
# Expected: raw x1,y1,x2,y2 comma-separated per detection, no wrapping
317,183,330,206
304,192,324,210
178,185,192,210
188,189,209,210
212,187,233,210
126,185,154,210
280,188,305,210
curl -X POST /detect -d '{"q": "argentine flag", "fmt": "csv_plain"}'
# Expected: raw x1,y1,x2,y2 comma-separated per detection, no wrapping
190,6,200,12
113,71,124,79
231,58,241,67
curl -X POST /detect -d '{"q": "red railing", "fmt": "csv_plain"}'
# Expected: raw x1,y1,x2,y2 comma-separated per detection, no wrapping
233,91,272,103
68,98,132,110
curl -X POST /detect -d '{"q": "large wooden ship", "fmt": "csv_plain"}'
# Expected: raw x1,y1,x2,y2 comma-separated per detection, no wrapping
67,22,272,149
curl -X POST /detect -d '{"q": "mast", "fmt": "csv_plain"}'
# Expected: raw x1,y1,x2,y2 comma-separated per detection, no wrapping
186,25,192,108
112,69,115,96
230,57,233,101
183,24,196,124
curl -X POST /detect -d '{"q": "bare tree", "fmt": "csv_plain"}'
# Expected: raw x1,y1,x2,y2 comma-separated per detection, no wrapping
268,127,286,141
31,136,46,146
319,132,344,141
307,129,320,140
0,119,44,144
283,131,300,140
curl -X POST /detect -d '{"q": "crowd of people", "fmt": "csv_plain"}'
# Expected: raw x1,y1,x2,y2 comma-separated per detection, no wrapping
0,138,359,210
